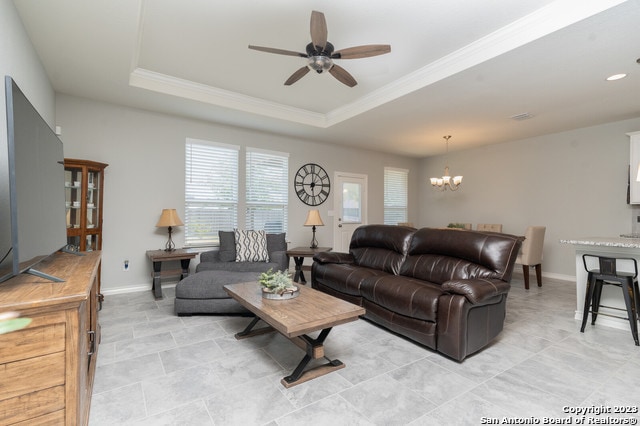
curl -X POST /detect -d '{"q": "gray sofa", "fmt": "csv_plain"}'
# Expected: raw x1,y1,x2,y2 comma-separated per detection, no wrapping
196,231,289,273
174,231,289,315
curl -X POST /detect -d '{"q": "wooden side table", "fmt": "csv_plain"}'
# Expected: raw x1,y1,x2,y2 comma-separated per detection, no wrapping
286,246,332,284
146,249,198,299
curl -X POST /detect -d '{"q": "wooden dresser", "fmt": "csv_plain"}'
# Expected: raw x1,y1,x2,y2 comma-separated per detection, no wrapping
0,251,101,425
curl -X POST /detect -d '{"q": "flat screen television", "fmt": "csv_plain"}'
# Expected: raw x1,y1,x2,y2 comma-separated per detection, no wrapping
0,76,67,283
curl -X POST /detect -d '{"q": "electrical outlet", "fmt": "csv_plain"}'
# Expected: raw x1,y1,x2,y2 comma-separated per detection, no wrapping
123,259,129,271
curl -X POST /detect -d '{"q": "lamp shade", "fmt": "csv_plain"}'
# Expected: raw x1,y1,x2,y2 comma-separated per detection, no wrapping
304,210,324,227
156,209,183,227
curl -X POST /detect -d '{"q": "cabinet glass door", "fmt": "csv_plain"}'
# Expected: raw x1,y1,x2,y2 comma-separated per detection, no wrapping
65,168,83,231
86,170,101,230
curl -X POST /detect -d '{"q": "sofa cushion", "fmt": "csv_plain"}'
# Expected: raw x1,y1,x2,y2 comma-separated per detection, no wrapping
234,229,268,262
400,228,522,283
175,270,258,299
218,231,236,262
313,263,389,296
349,225,414,274
266,232,287,253
196,260,281,273
359,276,441,322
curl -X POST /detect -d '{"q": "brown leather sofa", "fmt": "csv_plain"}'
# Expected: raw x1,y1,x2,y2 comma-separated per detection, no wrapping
311,225,522,361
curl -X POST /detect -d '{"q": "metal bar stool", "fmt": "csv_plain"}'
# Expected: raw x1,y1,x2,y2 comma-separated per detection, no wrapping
581,255,640,345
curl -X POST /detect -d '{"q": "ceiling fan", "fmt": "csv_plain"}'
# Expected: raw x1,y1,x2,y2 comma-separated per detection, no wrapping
248,10,391,87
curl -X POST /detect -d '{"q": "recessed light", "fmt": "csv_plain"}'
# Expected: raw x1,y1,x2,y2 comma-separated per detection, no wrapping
606,73,627,81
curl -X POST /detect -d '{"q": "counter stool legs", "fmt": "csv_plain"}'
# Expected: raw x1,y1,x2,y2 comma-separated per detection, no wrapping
581,255,640,346
621,280,639,345
580,273,596,332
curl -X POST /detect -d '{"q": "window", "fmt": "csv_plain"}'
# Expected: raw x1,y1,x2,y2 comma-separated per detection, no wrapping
184,139,239,246
384,167,408,225
245,148,289,234
184,140,289,247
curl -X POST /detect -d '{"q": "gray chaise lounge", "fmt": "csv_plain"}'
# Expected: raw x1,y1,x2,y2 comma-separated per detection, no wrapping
174,231,289,315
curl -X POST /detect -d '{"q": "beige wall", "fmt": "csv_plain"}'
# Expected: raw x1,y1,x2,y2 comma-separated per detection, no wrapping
55,94,421,292
419,118,640,278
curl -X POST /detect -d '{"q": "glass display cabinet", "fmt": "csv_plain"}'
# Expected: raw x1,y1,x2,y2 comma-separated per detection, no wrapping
64,158,108,302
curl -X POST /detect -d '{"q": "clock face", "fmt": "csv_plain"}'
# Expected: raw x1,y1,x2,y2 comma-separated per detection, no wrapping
294,163,330,206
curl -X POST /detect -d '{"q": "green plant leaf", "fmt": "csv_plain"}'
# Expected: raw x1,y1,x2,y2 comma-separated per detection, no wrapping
0,318,32,335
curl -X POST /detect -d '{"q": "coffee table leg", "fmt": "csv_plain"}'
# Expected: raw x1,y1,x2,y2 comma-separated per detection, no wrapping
281,327,344,388
234,315,274,339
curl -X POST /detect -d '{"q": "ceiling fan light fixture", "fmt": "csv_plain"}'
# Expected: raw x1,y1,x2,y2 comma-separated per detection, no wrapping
248,11,390,86
307,55,333,73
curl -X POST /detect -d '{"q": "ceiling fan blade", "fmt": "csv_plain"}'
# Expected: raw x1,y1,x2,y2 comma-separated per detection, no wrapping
248,45,307,57
333,44,391,59
284,66,310,86
310,10,328,51
329,64,357,87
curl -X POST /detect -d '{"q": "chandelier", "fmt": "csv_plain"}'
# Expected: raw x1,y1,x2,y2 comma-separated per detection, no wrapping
430,135,463,191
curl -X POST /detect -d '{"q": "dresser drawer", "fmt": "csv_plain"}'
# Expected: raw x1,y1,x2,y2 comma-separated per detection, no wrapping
0,351,66,401
0,385,65,425
0,311,66,365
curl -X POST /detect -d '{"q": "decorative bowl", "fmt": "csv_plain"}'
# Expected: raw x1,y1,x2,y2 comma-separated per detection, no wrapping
262,286,299,300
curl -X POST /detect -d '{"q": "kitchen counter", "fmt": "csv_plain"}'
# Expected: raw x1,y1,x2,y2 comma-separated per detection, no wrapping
560,236,640,249
561,236,640,331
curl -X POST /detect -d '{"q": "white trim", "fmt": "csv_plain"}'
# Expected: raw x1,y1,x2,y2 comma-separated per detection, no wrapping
101,281,178,296
129,68,327,127
246,146,290,158
384,166,409,174
129,1,626,128
185,137,239,150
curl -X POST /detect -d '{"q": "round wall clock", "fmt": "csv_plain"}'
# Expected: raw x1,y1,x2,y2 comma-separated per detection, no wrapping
294,163,331,206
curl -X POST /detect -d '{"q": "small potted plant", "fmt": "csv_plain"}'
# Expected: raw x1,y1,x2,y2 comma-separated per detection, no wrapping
258,269,299,299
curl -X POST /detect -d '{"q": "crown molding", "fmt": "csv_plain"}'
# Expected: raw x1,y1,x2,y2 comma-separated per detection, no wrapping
129,68,327,127
130,0,627,129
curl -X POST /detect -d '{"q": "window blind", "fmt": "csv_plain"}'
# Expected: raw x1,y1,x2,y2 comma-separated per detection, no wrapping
184,139,239,246
245,148,289,234
384,167,408,225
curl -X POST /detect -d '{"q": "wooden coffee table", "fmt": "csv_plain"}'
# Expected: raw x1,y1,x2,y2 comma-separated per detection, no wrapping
224,282,365,388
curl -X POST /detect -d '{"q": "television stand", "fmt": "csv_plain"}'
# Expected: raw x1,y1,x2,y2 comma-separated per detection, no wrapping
24,267,64,282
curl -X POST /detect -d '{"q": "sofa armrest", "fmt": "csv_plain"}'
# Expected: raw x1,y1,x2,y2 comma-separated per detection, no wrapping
313,251,355,264
441,279,510,304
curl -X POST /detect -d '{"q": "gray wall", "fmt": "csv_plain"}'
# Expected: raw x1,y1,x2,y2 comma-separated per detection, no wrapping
419,118,640,278
55,94,421,293
0,1,55,146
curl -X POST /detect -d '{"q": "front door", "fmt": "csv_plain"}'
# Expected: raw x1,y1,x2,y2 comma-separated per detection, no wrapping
333,172,368,252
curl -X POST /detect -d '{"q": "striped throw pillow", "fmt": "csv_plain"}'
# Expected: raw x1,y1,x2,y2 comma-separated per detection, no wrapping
234,229,269,262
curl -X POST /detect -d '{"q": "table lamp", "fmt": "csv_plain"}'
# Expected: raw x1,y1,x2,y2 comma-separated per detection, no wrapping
156,209,183,251
304,209,324,248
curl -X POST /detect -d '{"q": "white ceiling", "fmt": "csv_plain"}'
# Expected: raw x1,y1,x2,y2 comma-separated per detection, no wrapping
13,0,640,157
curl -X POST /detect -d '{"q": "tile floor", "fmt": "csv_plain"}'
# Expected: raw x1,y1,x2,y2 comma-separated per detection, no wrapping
89,275,640,425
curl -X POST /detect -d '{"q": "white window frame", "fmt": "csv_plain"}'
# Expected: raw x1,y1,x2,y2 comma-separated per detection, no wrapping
384,167,409,225
184,140,290,247
184,138,239,247
245,147,289,234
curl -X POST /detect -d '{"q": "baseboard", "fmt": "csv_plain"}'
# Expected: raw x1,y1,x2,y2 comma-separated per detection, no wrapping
512,270,575,282
101,281,178,296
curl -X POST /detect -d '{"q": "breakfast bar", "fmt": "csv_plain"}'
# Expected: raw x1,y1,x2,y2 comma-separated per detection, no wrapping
561,236,640,331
